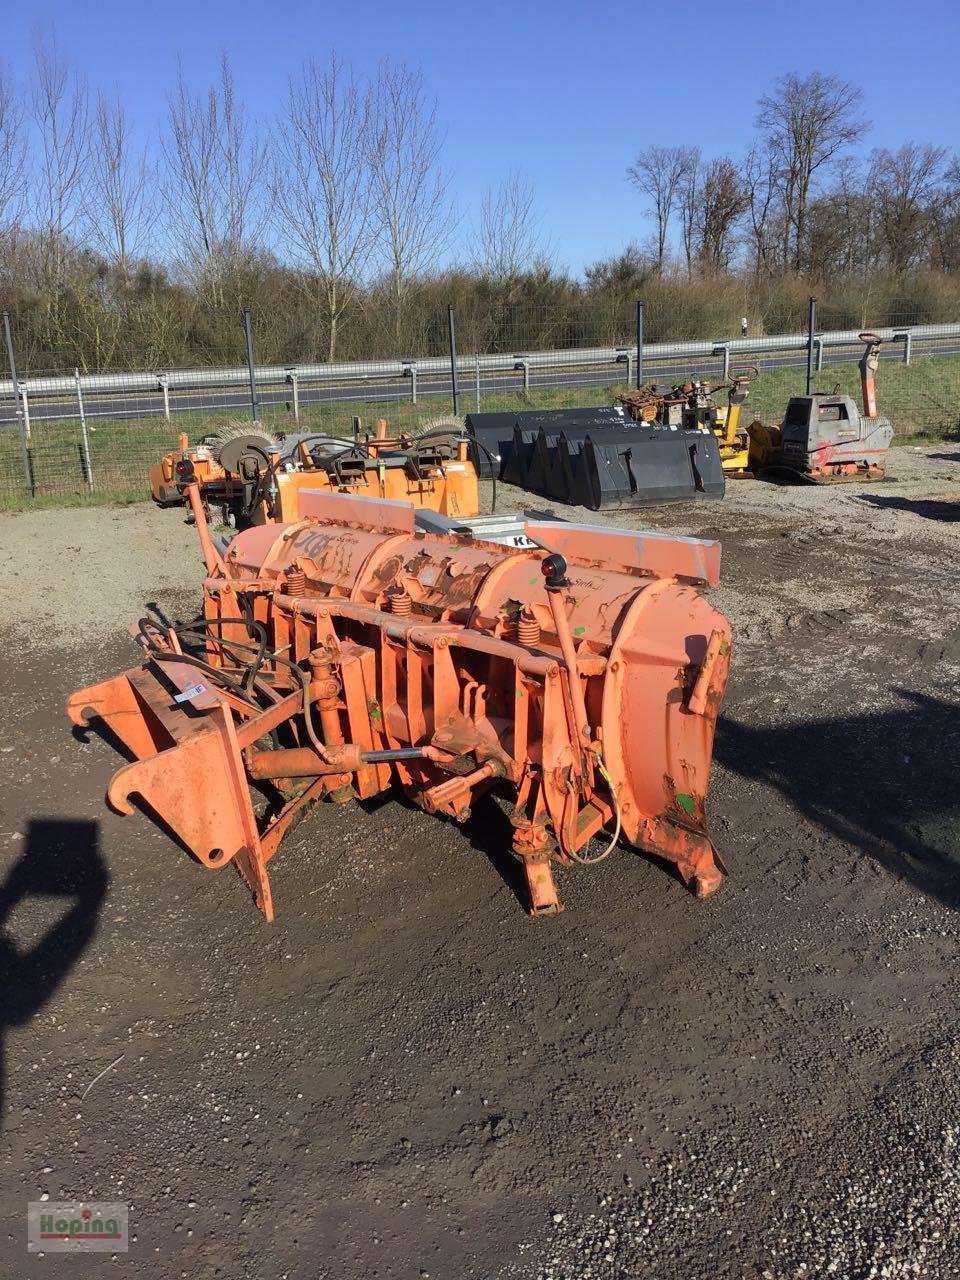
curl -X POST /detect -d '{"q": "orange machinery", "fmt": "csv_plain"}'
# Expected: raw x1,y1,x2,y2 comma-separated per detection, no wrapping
151,419,480,525
68,486,731,921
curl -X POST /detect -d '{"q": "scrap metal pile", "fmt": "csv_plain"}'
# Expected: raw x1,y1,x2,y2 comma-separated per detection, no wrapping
619,369,757,477
68,486,732,920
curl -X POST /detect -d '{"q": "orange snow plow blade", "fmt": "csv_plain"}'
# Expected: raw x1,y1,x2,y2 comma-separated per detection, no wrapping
68,487,732,920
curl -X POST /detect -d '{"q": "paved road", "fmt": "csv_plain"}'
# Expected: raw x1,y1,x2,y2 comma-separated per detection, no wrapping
1,341,958,427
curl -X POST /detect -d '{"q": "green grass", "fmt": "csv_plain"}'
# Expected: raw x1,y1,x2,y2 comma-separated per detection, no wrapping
2,354,958,510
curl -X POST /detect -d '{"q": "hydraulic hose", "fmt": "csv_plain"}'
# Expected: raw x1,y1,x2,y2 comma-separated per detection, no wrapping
169,625,330,759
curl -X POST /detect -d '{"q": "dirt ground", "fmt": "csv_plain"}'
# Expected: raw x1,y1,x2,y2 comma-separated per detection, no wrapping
1,444,959,1279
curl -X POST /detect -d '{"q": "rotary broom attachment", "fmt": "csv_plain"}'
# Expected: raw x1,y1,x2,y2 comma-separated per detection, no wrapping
67,487,732,921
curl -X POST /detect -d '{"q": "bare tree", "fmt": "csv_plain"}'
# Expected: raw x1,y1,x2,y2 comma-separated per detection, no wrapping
931,155,960,272
275,55,373,359
677,148,702,277
744,140,783,276
30,27,88,336
757,71,867,271
369,61,454,344
804,157,874,279
627,145,692,273
868,142,946,274
696,158,748,271
86,94,153,277
0,61,27,231
475,170,547,282
162,52,266,306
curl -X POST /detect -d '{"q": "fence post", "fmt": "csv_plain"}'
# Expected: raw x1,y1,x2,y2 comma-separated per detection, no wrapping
475,353,480,412
447,305,460,416
159,375,170,421
805,296,817,395
243,308,260,421
75,368,94,491
636,300,644,388
20,384,31,443
409,365,418,404
625,353,633,388
813,336,823,372
3,310,32,497
289,370,300,421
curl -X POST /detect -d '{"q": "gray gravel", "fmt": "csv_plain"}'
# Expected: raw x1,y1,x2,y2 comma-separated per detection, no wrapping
1,444,959,1279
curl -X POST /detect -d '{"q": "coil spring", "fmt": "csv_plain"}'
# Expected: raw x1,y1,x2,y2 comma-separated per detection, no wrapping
389,589,413,616
285,563,306,595
517,609,541,646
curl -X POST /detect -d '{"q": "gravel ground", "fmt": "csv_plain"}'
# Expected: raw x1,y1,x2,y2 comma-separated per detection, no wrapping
0,445,959,1278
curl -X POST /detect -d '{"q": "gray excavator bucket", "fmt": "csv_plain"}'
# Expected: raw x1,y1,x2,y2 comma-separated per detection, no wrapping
467,408,724,508
465,408,626,478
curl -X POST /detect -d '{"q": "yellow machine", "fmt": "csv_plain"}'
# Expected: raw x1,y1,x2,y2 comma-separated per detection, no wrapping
152,418,480,526
710,370,755,475
617,368,757,477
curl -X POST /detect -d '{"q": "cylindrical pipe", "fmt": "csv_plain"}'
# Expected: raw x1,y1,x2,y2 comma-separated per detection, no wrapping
185,482,228,577
309,654,345,750
247,746,359,780
75,368,94,491
805,296,817,395
243,308,260,422
545,585,592,755
636,300,644,389
247,744,429,779
447,304,460,416
4,311,33,497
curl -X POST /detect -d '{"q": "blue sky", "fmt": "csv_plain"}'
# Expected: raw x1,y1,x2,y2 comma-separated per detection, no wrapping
5,0,958,275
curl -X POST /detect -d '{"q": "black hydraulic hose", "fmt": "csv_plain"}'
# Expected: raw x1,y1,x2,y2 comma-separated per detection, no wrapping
183,615,269,691
286,436,373,465
170,627,328,758
137,633,261,710
136,618,326,755
472,439,498,513
249,456,281,519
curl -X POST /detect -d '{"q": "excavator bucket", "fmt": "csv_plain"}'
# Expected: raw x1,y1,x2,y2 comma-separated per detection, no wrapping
484,412,724,509
466,408,627,479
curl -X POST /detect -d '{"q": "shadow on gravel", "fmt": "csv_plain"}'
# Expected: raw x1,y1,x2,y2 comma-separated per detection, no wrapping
0,819,108,1130
716,690,960,910
857,494,960,522
460,794,531,910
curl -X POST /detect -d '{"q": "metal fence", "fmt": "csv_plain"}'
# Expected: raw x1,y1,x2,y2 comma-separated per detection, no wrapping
2,304,959,507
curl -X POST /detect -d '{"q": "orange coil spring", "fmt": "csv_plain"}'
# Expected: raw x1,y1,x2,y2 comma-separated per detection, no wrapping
517,609,541,646
286,564,306,595
390,589,412,616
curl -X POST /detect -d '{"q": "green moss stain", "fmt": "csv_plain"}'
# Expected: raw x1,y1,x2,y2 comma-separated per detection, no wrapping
675,792,696,816
573,626,586,636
